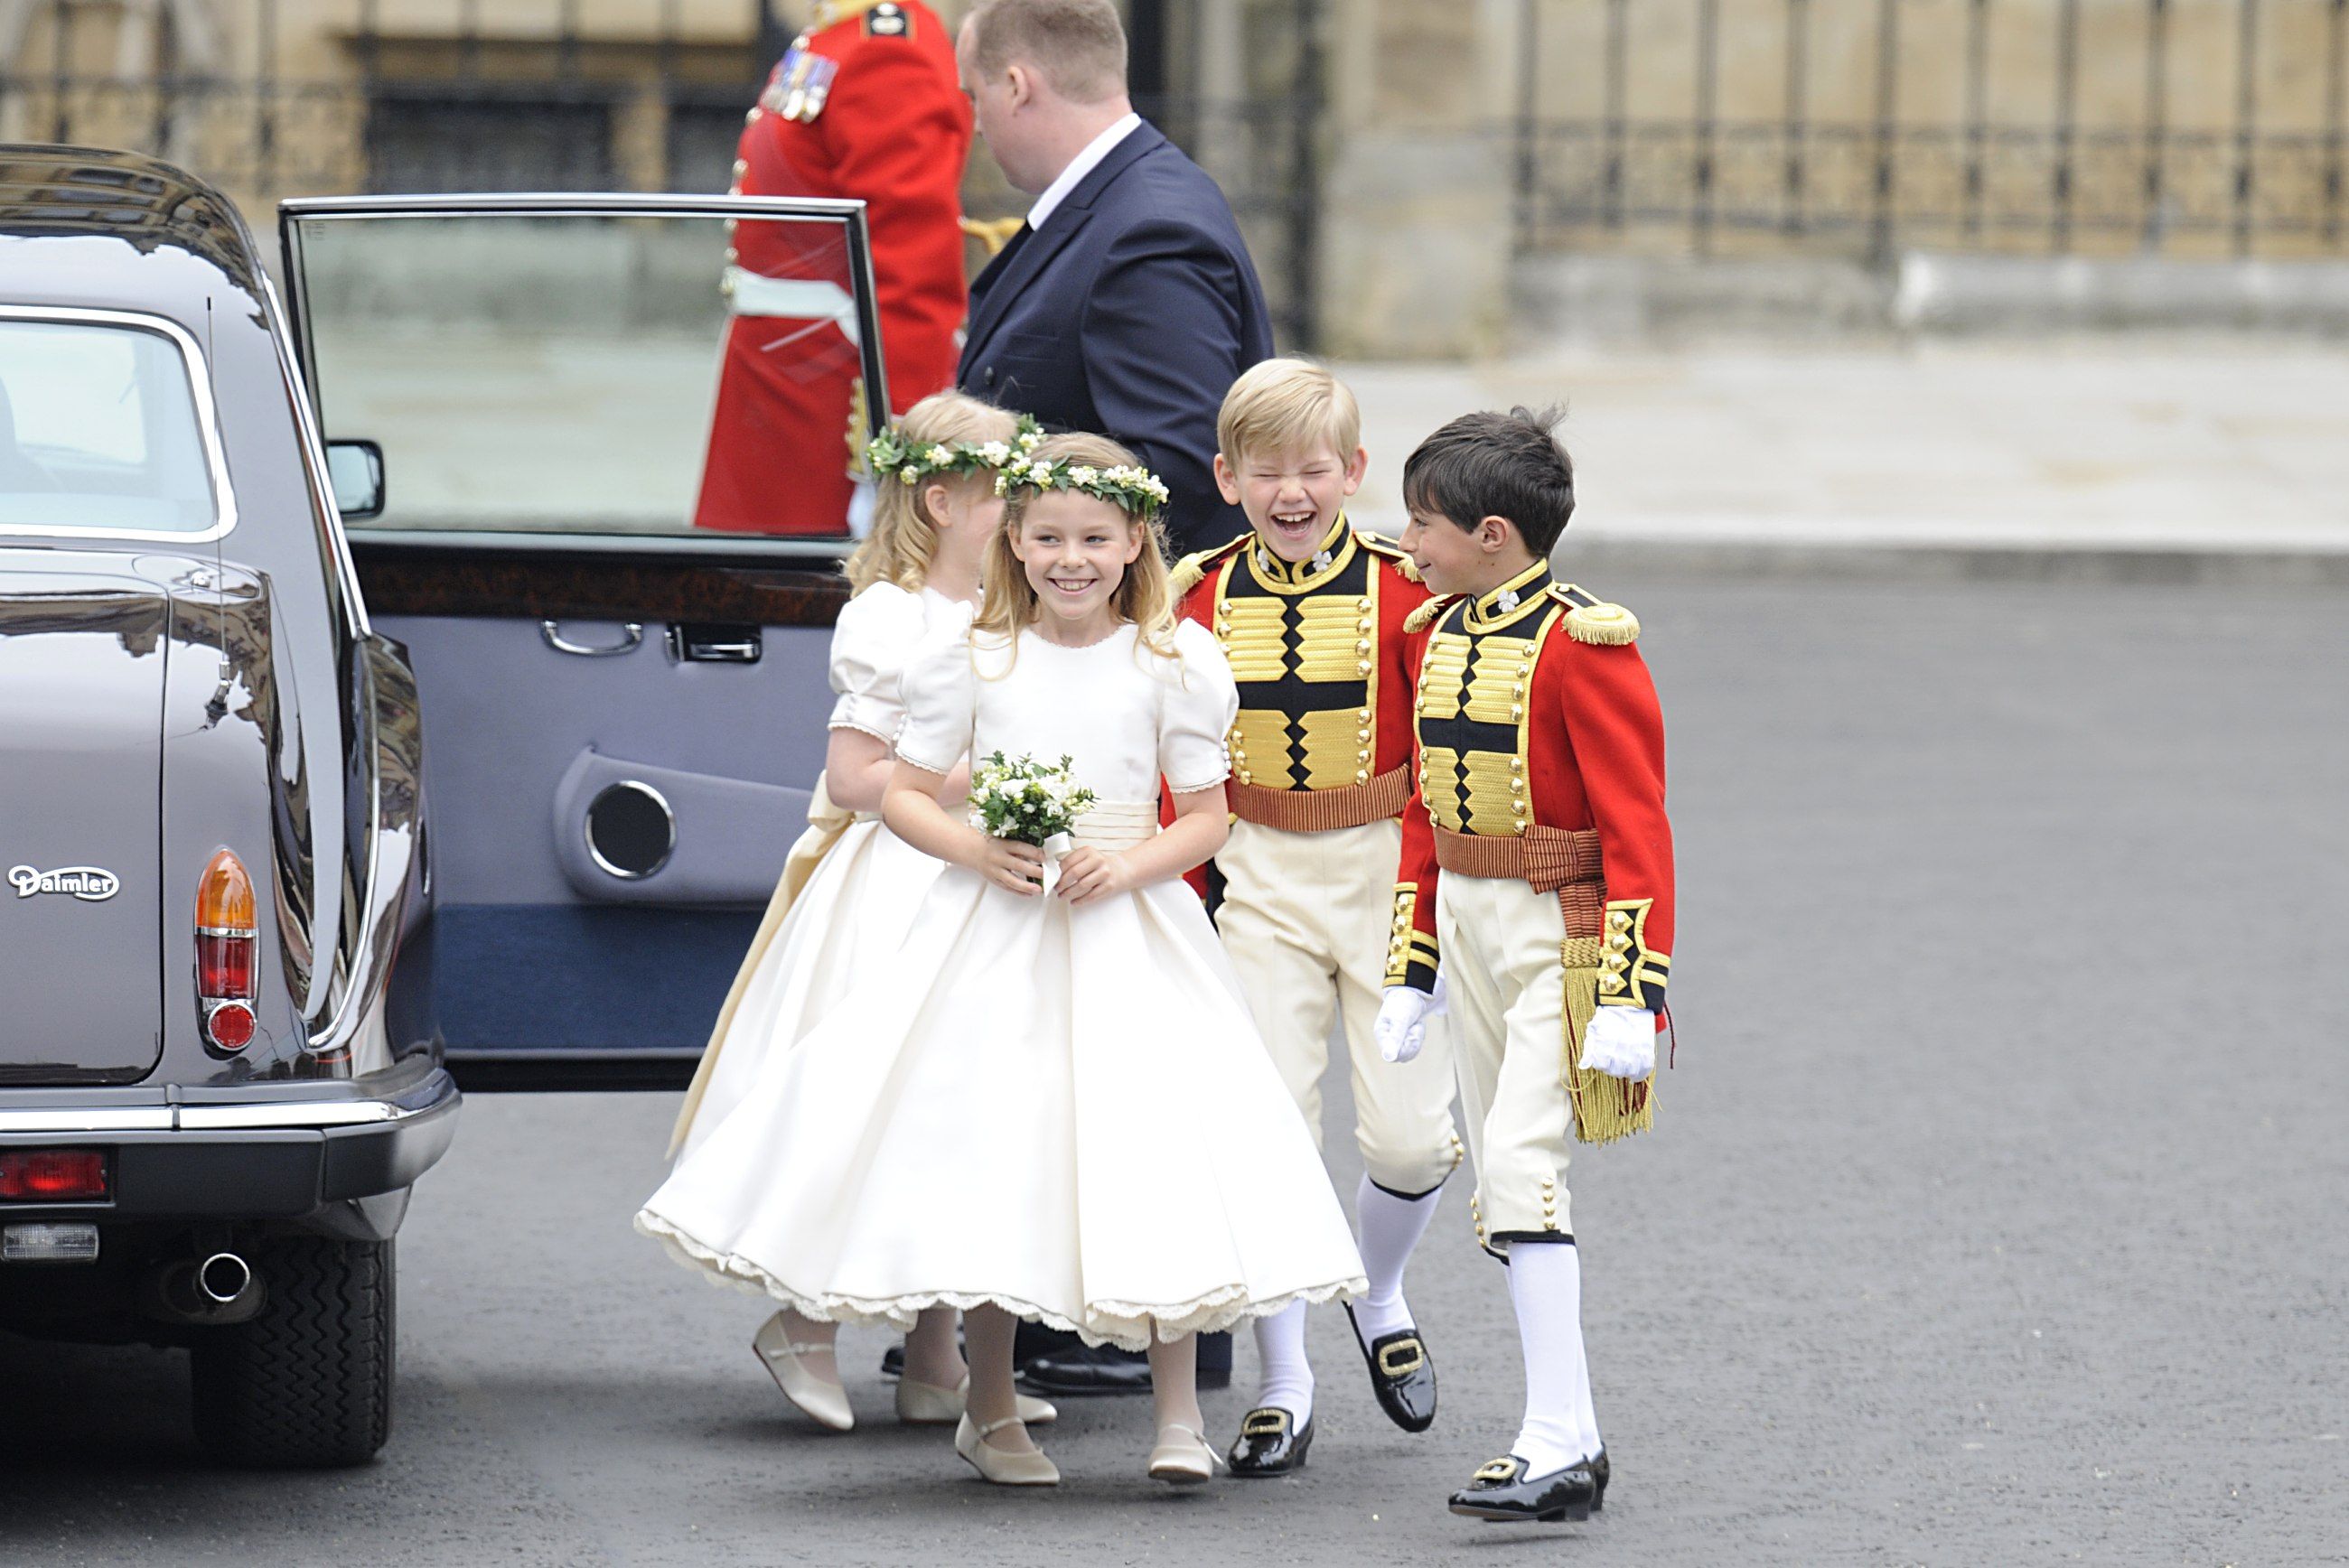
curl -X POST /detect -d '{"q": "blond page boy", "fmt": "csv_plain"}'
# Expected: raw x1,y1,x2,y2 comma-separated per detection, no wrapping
1169,359,1460,1475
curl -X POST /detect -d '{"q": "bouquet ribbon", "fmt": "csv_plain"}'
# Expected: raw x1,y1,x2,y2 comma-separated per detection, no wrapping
1039,831,1075,896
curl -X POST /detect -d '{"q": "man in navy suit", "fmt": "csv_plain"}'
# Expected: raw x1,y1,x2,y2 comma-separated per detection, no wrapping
951,0,1256,1396
954,0,1275,558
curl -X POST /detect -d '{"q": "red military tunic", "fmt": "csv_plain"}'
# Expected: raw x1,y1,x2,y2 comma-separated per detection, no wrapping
1388,562,1675,1021
1170,517,1432,894
694,0,972,536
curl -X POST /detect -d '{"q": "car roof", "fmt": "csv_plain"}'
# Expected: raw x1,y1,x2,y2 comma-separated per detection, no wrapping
0,145,265,322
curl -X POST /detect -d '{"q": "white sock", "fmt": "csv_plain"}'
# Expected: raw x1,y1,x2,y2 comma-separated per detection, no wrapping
1352,1174,1441,1341
1250,1300,1314,1425
1504,1240,1602,1474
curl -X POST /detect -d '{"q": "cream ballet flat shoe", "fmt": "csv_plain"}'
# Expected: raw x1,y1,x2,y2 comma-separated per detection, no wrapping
1147,1423,1221,1487
955,1412,1060,1487
896,1374,1059,1427
752,1312,853,1433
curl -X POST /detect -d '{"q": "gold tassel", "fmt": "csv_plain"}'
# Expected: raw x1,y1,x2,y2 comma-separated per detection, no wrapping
1169,555,1208,597
1559,936,1655,1145
1562,601,1640,647
1404,594,1457,634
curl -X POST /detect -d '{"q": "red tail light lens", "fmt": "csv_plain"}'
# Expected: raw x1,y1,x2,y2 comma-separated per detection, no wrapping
0,1150,109,1201
196,849,258,1054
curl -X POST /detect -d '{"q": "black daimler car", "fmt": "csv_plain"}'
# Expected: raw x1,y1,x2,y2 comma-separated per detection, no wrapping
0,147,880,1462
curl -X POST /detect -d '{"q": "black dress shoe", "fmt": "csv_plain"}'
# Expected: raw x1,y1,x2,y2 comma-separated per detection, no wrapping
1018,1343,1154,1396
1446,1452,1603,1523
879,1342,903,1379
1343,1304,1437,1433
1226,1406,1313,1477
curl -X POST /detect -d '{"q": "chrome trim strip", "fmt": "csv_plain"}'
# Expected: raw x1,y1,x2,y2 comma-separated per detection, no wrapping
255,266,372,640
278,192,866,221
174,1100,409,1130
0,1108,174,1134
0,304,239,546
347,529,853,561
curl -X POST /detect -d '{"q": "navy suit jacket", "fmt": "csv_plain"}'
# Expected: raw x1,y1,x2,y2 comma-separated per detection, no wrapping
958,123,1275,557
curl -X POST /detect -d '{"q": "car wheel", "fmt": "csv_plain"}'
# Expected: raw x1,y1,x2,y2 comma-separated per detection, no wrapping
189,1236,395,1467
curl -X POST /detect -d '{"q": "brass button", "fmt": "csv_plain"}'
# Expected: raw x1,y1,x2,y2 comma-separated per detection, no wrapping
1357,597,1372,611
1607,910,1632,931
1357,660,1373,676
1355,770,1370,784
1599,972,1626,994
732,157,748,179
1358,707,1372,721
1607,932,1631,954
745,107,763,124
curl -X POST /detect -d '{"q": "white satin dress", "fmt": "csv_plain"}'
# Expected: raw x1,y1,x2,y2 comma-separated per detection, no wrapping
638,620,1368,1350
667,582,964,1162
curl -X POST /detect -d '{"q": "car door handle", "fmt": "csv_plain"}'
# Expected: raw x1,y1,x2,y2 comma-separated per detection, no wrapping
666,623,763,664
541,621,644,658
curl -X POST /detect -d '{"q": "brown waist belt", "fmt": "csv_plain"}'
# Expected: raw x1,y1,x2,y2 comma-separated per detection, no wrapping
1227,763,1412,833
1433,823,1605,938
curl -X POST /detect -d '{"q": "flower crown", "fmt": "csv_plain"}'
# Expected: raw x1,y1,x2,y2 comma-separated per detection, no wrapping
866,414,1044,487
994,454,1172,515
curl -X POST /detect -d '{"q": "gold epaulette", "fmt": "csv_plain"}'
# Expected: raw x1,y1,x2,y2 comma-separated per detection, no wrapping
1403,593,1460,635
1357,532,1422,583
1549,583,1639,647
959,215,1025,257
1169,533,1250,598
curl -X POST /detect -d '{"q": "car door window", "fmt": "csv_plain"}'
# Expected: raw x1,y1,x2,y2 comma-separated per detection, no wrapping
282,197,884,549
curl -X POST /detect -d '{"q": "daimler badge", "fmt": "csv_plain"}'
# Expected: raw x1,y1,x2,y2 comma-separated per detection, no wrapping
8,864,121,902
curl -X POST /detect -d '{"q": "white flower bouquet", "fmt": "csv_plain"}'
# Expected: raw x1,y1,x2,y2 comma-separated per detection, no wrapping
968,751,1097,848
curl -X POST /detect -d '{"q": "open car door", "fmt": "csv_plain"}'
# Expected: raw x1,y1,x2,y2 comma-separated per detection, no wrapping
278,194,885,1091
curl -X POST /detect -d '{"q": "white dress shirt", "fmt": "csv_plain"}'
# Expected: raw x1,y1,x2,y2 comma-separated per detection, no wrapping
1025,112,1142,233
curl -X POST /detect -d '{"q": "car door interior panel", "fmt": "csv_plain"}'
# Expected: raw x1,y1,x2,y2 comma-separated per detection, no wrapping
281,196,884,1089
551,746,815,906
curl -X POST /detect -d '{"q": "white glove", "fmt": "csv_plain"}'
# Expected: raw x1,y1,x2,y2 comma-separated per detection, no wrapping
1376,986,1437,1064
1578,1005,1656,1081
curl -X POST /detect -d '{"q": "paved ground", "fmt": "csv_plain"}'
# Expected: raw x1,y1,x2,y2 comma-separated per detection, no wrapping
5,569,2345,1565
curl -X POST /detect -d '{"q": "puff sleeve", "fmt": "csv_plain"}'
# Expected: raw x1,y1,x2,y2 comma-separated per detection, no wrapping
891,611,978,776
827,583,931,744
1157,620,1239,794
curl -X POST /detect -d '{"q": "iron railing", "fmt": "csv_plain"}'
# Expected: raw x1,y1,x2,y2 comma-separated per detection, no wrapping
1510,0,2349,259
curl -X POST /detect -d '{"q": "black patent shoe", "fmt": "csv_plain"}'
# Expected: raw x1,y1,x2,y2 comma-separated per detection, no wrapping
879,1342,903,1379
1226,1406,1314,1477
1343,1304,1437,1433
1446,1453,1602,1523
1017,1343,1155,1396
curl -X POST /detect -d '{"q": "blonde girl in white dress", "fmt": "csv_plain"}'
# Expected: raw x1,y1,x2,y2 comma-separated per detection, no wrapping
663,390,1053,1434
638,434,1367,1489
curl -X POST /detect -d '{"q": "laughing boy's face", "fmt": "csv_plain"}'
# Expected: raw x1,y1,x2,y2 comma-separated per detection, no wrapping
1216,440,1368,564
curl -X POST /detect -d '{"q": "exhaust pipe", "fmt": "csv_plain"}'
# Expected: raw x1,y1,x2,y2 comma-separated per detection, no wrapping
196,1251,251,1305
139,1249,265,1325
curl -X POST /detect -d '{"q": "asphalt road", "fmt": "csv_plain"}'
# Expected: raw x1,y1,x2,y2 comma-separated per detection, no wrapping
5,568,2344,1566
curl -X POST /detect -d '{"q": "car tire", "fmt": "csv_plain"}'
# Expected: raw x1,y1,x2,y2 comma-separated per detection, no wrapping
189,1236,395,1467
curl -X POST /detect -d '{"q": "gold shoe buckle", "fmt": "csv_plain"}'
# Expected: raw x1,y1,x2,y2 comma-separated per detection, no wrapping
1473,1457,1518,1483
1377,1338,1426,1378
1240,1409,1289,1437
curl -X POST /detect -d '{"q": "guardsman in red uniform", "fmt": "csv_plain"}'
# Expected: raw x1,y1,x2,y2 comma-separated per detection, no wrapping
1167,362,1460,1478
1374,407,1674,1526
694,0,973,536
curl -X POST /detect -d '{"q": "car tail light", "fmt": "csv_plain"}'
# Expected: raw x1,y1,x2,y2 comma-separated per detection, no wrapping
0,1150,109,1201
196,849,258,1054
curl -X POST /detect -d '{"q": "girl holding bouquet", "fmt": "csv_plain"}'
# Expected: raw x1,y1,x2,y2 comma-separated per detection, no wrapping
638,434,1366,1489
660,389,1051,1434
